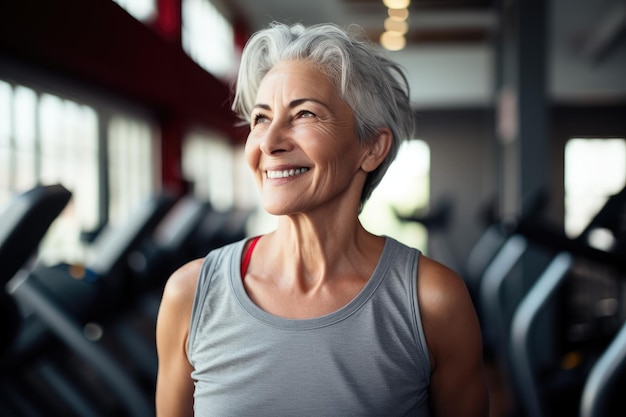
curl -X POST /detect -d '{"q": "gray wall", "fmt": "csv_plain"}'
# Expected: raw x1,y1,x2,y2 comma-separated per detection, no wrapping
414,108,496,276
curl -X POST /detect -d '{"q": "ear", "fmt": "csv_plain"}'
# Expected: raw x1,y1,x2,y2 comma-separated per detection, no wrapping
361,128,393,173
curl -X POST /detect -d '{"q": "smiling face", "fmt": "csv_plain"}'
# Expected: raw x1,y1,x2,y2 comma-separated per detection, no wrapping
245,60,374,217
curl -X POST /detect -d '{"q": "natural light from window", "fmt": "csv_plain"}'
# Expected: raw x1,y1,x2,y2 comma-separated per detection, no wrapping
112,0,156,22
360,139,430,251
182,0,236,80
182,131,235,210
564,138,626,239
108,115,158,227
0,81,100,264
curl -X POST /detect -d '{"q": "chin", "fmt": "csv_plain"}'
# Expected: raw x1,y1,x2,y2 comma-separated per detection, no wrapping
261,198,307,217
263,205,296,216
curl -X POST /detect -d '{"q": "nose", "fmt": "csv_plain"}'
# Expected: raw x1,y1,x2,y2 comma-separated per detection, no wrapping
259,121,294,155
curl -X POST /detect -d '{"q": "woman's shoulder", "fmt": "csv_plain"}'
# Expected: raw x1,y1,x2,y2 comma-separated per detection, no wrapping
162,239,246,303
161,258,204,307
416,254,480,365
417,254,470,316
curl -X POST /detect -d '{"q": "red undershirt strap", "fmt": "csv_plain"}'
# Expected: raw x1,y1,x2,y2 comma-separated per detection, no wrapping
241,235,262,279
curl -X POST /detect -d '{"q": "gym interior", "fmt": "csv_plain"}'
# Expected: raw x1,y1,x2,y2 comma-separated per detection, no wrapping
1,0,625,416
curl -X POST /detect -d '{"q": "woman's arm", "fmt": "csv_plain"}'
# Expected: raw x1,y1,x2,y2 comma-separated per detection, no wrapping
155,259,202,417
418,256,489,417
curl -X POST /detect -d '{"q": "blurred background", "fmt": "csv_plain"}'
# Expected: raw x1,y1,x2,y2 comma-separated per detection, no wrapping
0,0,625,416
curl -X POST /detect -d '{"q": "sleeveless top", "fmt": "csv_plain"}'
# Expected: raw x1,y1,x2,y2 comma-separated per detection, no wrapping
188,236,432,416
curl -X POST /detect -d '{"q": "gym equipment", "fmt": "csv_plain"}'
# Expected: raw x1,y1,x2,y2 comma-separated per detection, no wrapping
478,220,558,407
580,318,626,417
510,252,575,417
19,192,177,323
478,186,626,417
466,190,549,312
509,243,625,417
0,184,86,416
0,184,72,358
4,192,177,416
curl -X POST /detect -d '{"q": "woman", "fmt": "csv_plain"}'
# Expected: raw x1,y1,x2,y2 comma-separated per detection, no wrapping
156,22,488,417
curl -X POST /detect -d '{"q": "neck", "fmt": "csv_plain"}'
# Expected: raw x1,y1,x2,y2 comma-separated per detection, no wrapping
264,215,382,290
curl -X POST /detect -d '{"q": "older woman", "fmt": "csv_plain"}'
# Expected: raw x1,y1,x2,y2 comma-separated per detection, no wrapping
156,22,488,417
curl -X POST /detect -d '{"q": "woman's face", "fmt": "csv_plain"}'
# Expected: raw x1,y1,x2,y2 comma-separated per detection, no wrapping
245,60,370,216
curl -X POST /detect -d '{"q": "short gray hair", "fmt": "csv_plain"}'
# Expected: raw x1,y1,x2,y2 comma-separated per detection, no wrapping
232,22,415,206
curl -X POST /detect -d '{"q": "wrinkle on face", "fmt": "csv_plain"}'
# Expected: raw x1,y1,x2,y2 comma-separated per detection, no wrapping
245,60,369,218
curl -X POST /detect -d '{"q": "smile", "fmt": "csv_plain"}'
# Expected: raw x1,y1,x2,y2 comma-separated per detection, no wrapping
266,167,310,179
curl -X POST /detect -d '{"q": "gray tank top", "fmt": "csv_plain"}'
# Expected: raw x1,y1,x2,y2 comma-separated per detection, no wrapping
188,236,431,416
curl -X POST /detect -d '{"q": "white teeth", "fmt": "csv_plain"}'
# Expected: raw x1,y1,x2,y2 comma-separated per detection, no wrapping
266,167,309,179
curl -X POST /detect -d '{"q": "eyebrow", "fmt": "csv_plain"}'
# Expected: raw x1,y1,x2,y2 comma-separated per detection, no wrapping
251,98,330,112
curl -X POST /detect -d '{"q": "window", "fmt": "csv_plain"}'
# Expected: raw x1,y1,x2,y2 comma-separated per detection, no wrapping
182,130,235,210
360,139,430,250
38,94,100,263
111,0,237,80
0,81,11,203
112,0,156,22
0,79,160,264
564,138,626,244
182,0,236,80
0,82,99,264
108,115,159,226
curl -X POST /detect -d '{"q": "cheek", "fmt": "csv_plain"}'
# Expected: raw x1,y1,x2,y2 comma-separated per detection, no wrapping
311,127,364,167
244,136,260,172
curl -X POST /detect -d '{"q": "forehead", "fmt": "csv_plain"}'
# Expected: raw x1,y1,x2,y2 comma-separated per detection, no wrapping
256,60,338,101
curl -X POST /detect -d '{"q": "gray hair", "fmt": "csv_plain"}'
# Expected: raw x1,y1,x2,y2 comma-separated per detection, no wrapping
232,22,415,206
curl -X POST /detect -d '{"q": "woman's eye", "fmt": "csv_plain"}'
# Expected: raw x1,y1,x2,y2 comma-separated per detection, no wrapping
297,110,315,119
252,113,269,126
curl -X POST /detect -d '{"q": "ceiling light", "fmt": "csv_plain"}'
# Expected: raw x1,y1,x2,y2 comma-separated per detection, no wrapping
380,31,406,51
388,8,409,21
383,0,410,9
384,17,408,34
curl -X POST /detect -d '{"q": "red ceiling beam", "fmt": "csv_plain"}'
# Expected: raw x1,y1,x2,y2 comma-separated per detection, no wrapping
0,0,242,140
